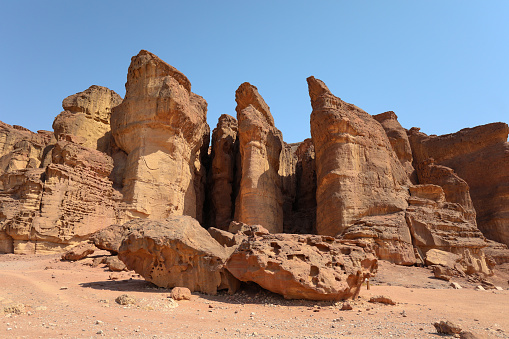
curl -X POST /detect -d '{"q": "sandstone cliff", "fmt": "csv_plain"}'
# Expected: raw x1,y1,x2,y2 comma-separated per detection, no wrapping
308,76,410,236
409,123,509,246
234,83,284,233
111,50,210,222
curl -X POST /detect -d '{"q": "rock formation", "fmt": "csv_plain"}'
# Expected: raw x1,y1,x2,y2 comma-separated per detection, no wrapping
111,50,210,222
53,85,122,153
1,140,122,254
409,123,509,246
405,184,491,275
226,232,378,300
373,111,416,183
0,122,54,178
308,76,410,236
234,83,284,233
118,216,239,295
209,114,238,230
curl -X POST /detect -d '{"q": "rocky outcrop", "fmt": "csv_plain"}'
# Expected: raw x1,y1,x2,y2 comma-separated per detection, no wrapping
405,184,491,275
0,140,122,254
90,224,127,254
226,232,378,300
234,83,284,233
53,86,122,153
283,139,317,234
111,50,210,222
0,122,54,178
341,212,416,265
210,114,238,230
409,123,509,246
118,216,239,295
308,76,410,236
373,111,416,183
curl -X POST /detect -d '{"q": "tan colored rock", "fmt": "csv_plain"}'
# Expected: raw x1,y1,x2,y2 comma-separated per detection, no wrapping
53,86,122,153
433,320,462,335
104,256,127,271
483,240,509,265
425,249,461,268
0,121,55,178
118,216,239,295
373,111,416,183
368,296,396,305
111,50,210,222
307,77,410,236
210,114,238,229
406,185,491,275
2,140,122,254
432,265,454,281
341,212,416,265
409,123,509,246
170,287,192,301
226,232,378,300
234,83,284,233
90,224,126,254
61,242,96,261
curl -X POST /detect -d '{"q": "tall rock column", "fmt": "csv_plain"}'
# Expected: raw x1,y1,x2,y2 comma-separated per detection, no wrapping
308,77,410,236
234,83,284,233
111,50,210,222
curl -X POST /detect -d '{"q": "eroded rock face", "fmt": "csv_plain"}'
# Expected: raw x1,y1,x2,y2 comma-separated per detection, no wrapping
1,141,122,254
226,232,378,300
308,77,410,236
234,83,284,233
111,50,210,222
210,114,238,230
405,184,491,275
409,123,509,246
373,111,416,183
341,212,416,265
118,216,239,295
0,122,54,178
53,86,122,153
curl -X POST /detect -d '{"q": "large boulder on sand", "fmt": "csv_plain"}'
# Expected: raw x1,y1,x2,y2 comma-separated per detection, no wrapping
118,216,239,295
225,232,377,300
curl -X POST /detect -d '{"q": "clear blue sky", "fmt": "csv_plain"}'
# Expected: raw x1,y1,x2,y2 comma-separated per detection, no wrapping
1,1,508,143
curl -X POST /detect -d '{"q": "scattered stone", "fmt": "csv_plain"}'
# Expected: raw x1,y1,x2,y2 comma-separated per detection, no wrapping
368,296,396,305
433,320,462,335
115,294,136,306
341,303,353,311
450,282,462,289
170,287,192,301
4,304,25,315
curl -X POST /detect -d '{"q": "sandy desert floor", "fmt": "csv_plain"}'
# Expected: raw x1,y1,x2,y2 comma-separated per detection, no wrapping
1,251,508,339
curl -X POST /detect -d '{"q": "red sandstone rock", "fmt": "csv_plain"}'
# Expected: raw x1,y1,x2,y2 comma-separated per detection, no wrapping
234,83,284,233
307,77,410,236
409,123,509,246
210,114,238,230
111,50,210,222
226,232,377,300
406,185,491,275
118,216,239,295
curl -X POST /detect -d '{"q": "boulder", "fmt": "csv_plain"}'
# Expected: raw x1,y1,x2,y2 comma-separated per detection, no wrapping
409,123,509,246
170,287,192,301
210,114,238,229
234,83,284,233
226,232,378,300
90,224,127,254
111,50,210,222
406,185,491,275
61,242,96,261
53,85,122,153
307,76,410,236
118,216,239,295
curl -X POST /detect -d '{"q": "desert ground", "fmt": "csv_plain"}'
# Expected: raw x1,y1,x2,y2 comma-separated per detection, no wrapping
1,252,508,339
